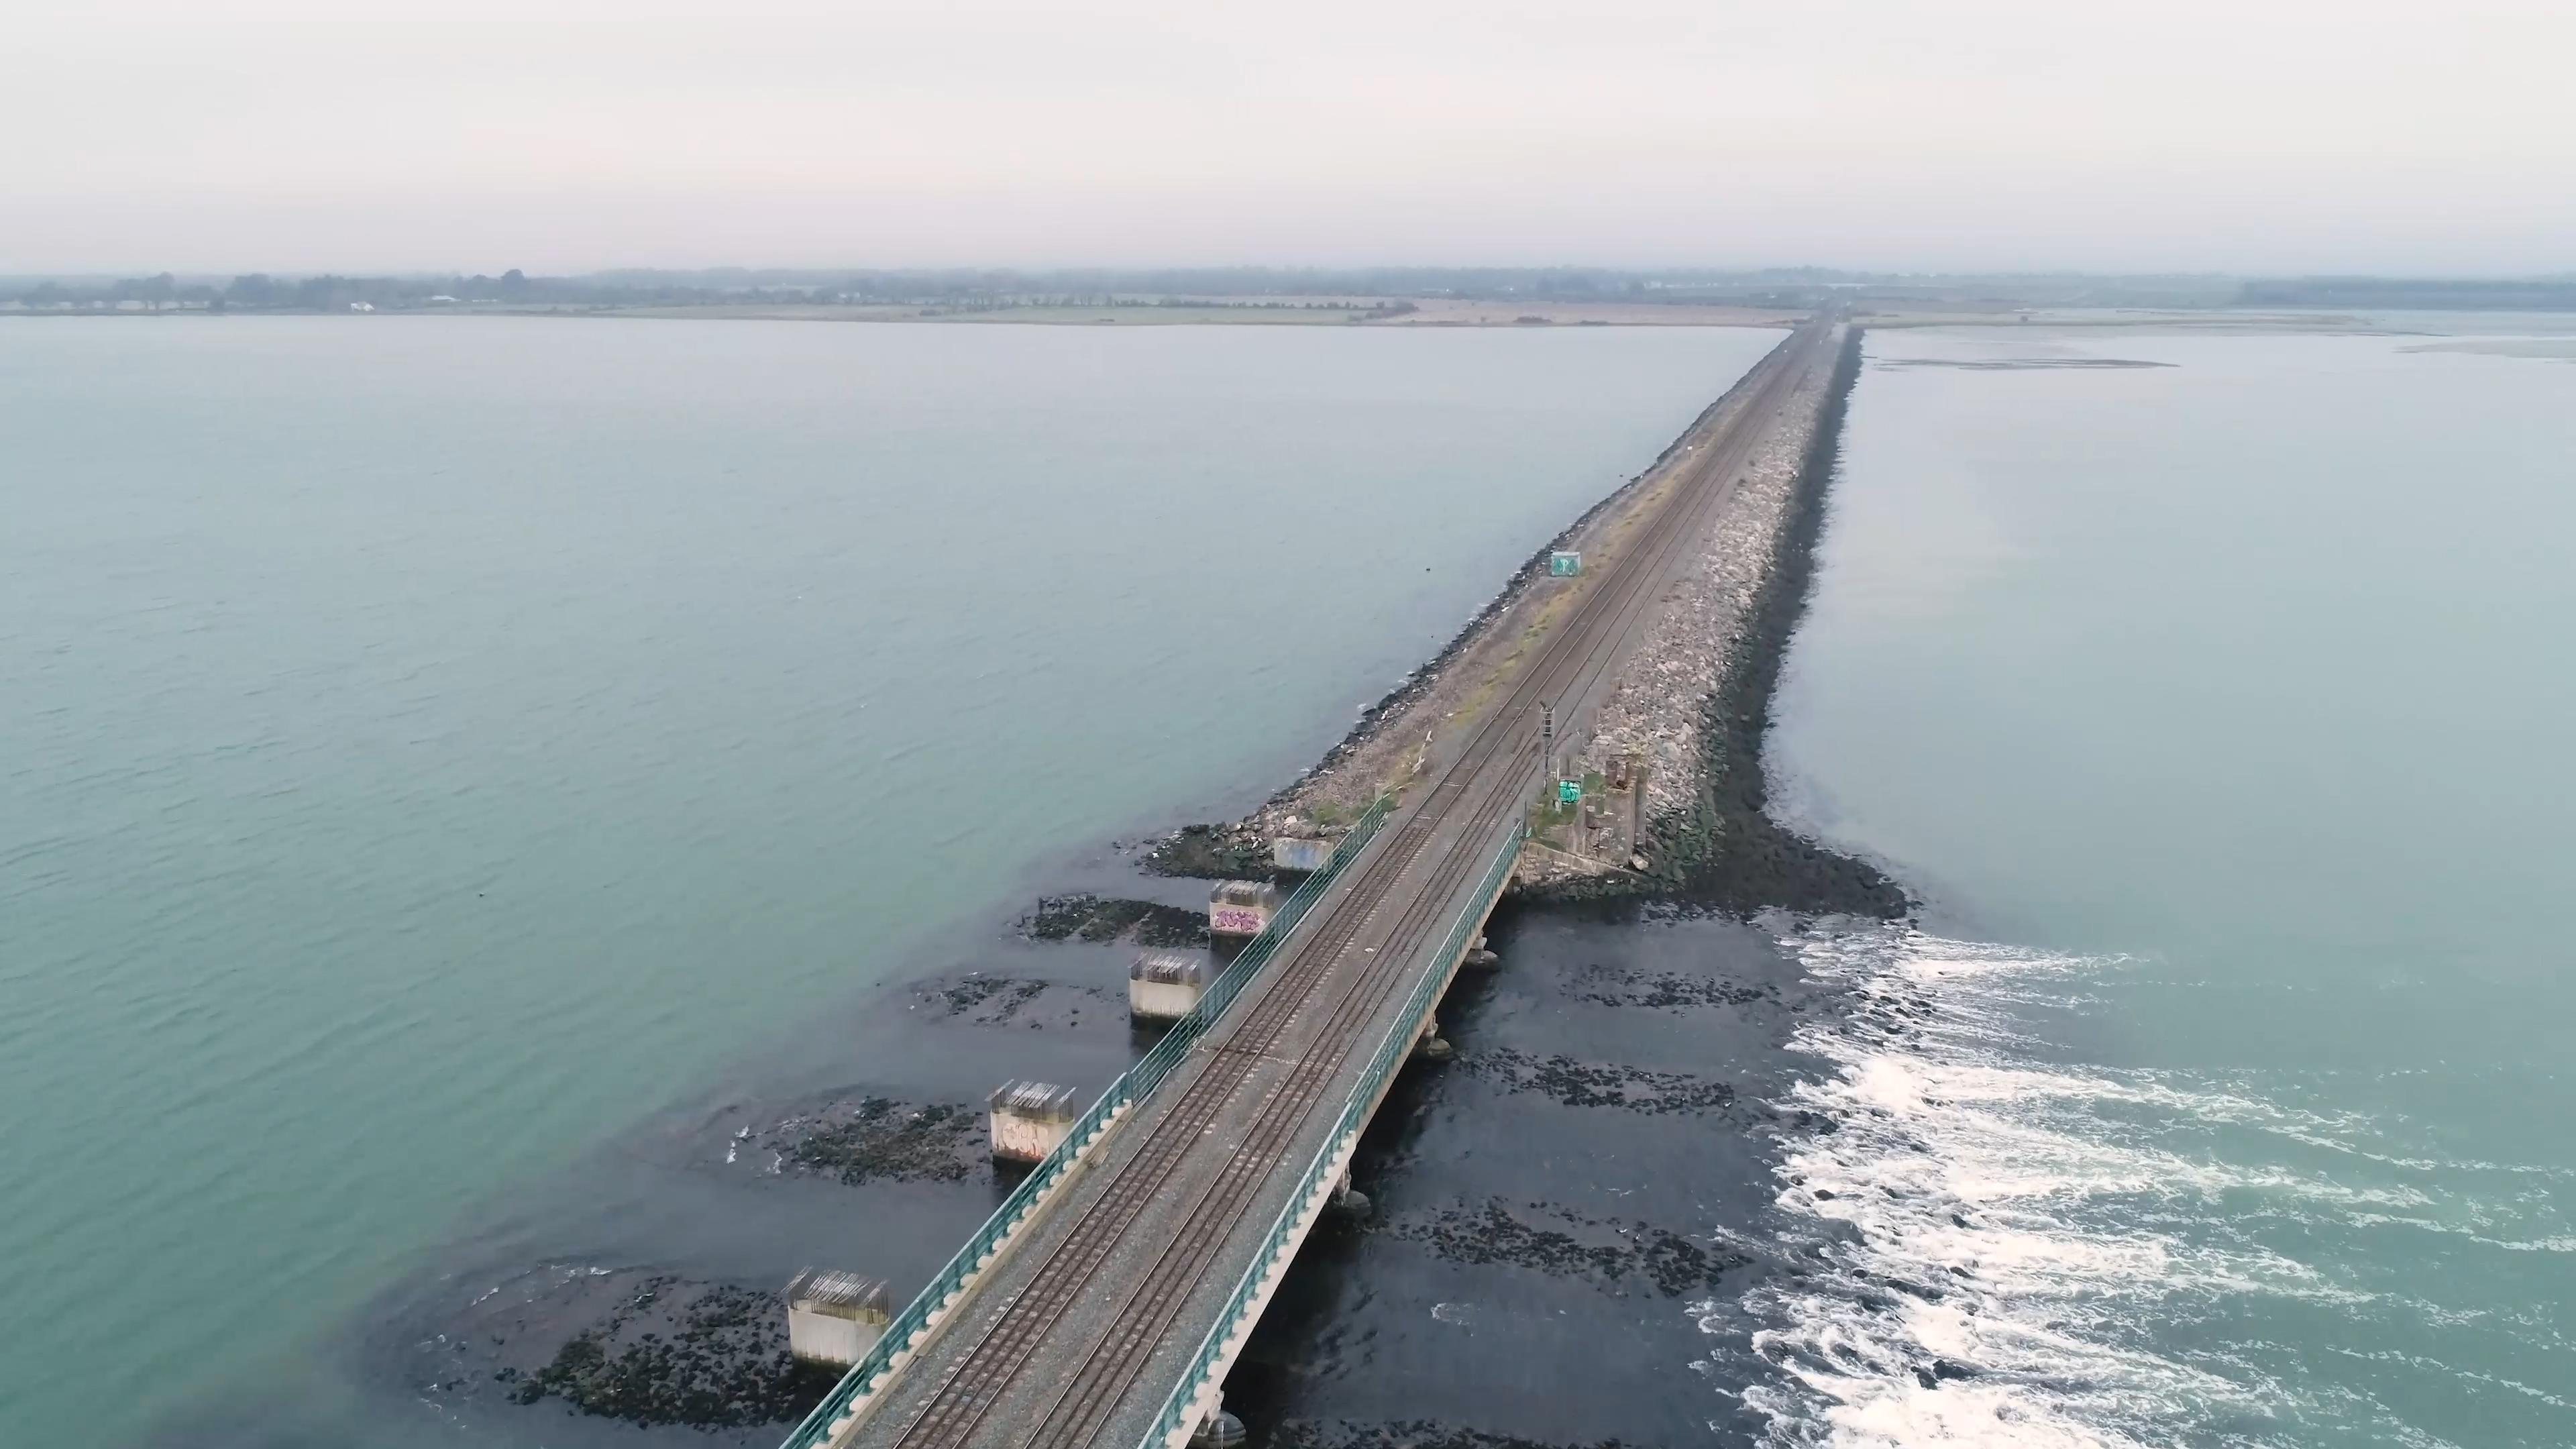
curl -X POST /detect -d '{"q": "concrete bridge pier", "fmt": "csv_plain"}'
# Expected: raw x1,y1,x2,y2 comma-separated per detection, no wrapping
1130,949,1215,1025
1328,1168,1371,1218
1413,1016,1453,1062
784,1270,892,1368
987,1080,1078,1165
1208,880,1282,939
1189,1394,1246,1449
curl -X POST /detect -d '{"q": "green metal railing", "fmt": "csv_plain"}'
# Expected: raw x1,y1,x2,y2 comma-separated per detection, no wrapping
1136,818,1526,1449
777,796,1396,1449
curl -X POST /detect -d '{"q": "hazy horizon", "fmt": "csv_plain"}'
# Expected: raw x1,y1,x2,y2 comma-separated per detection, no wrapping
11,1,2575,276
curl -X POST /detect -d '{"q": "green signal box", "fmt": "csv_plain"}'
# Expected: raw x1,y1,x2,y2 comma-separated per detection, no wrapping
1549,551,1582,577
1558,780,1582,804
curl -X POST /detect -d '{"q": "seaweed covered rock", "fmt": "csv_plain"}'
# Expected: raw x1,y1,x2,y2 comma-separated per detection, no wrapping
1020,894,1210,947
780,1097,979,1185
504,1278,842,1428
1142,824,1275,881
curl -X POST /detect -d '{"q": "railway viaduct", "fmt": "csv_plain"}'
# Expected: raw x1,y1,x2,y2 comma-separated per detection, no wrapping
779,319,1843,1449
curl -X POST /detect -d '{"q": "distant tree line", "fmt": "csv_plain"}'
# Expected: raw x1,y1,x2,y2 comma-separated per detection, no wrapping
2238,277,2576,310
4,268,751,312
36,266,2557,315
5,264,1870,313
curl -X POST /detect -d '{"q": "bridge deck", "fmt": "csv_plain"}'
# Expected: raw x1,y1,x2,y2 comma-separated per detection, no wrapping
820,321,1839,1449
847,784,1519,1449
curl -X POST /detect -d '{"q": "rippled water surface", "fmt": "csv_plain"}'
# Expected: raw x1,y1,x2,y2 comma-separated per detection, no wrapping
1763,325,2576,1447
0,316,1783,1444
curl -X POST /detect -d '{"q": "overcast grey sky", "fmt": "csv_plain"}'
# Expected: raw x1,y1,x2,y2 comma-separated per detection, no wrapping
9,0,2573,275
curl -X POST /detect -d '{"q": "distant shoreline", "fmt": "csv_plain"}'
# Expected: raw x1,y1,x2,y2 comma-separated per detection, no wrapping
0,298,1805,329
3,299,2469,333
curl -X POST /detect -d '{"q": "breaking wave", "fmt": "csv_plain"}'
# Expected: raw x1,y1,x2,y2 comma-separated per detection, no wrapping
1727,928,2465,1449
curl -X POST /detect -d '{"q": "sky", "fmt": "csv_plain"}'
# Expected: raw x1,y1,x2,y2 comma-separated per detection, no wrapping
8,0,2574,276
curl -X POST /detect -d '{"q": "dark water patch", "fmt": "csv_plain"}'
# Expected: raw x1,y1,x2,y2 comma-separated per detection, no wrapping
1270,1424,1638,1449
1381,1198,1754,1297
1563,961,1770,1011
1221,908,1849,1448
1020,893,1211,947
1451,1046,1739,1114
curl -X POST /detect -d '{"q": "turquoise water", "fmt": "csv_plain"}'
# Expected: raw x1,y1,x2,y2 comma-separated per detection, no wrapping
1759,326,2576,1446
0,316,1781,1445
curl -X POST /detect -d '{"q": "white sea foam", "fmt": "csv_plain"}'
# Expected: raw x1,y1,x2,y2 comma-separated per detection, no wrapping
1715,923,2576,1446
1732,926,2366,1448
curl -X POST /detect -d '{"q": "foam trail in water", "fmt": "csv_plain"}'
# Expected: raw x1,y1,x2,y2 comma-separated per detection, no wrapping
1731,927,2367,1449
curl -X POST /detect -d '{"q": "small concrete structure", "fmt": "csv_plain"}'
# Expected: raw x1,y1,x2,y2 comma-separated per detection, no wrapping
1208,880,1282,938
784,1268,891,1366
1271,835,1332,873
1191,1394,1247,1449
1328,1169,1371,1218
1130,949,1216,1024
1413,1017,1454,1061
988,1079,1079,1165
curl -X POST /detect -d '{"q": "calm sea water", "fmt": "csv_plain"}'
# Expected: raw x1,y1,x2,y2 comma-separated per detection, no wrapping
0,315,1782,1446
1760,325,2576,1447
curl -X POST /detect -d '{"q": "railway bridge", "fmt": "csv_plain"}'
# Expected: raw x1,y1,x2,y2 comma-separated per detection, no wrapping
779,319,1840,1449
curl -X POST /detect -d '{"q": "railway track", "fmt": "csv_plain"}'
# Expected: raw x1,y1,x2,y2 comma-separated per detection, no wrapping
847,320,1835,1449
